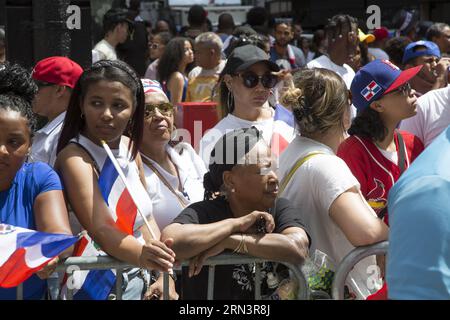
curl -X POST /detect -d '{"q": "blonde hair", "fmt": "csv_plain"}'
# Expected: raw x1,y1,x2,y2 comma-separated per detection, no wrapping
281,68,349,136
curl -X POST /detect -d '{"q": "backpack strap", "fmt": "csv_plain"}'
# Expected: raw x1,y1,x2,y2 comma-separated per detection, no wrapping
279,152,324,194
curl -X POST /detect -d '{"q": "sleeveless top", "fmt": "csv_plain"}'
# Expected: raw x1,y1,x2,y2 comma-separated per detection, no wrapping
69,134,154,244
164,75,188,103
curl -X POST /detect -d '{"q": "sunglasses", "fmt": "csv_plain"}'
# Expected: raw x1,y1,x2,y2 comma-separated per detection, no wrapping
236,71,279,89
391,82,412,96
144,102,174,119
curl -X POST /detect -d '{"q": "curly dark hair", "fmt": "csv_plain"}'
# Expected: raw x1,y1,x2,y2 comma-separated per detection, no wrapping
348,107,387,141
0,94,36,133
0,62,37,105
384,37,412,69
157,37,193,84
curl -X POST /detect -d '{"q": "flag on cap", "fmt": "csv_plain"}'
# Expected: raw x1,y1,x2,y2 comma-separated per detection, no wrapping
0,224,78,288
361,81,382,101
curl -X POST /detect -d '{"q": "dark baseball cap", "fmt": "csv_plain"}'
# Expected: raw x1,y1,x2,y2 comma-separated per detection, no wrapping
222,44,280,75
104,8,134,30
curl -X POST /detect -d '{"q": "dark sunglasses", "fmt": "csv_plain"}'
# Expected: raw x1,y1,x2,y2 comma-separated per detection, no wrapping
391,82,412,96
236,71,279,89
144,102,174,118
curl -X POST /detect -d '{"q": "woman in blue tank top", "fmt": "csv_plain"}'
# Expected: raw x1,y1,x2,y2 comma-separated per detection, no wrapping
0,92,72,300
157,37,194,106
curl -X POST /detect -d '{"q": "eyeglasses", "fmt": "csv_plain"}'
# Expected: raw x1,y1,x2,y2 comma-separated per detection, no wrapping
149,43,161,50
144,102,174,119
391,82,412,96
236,71,279,89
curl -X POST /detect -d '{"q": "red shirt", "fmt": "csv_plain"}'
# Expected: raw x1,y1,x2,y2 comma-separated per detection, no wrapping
337,131,424,225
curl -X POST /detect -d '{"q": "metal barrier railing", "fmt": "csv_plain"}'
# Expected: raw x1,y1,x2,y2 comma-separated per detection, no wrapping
15,253,309,300
331,241,389,300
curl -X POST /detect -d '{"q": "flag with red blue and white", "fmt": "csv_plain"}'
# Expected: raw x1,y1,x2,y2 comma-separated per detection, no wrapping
0,224,77,288
361,81,382,101
271,104,296,157
61,156,140,300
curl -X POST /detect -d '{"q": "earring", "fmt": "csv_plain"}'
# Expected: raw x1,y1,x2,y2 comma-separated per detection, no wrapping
231,188,235,193
338,34,343,38
80,113,85,120
227,91,234,111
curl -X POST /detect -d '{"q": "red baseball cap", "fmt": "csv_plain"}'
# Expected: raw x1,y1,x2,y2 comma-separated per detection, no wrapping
372,27,390,41
32,56,83,89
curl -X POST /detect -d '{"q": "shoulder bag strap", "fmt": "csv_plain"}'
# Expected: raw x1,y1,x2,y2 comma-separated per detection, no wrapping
396,130,407,175
141,156,188,209
278,152,324,195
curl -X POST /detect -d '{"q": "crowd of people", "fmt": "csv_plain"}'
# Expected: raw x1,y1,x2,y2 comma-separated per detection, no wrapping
0,2,449,301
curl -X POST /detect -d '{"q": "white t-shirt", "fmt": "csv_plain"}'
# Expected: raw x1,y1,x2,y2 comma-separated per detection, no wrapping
400,86,450,148
307,55,357,118
93,39,117,62
142,143,207,230
198,110,280,166
377,147,398,165
278,135,379,299
368,48,390,60
30,112,65,167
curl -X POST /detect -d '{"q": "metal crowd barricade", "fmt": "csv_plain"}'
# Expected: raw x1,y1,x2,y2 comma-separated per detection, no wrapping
14,253,309,300
331,241,389,300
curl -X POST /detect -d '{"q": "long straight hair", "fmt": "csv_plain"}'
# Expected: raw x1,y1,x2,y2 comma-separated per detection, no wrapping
57,60,145,160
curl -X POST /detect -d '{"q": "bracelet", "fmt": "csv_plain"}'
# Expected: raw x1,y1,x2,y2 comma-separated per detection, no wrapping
233,233,249,254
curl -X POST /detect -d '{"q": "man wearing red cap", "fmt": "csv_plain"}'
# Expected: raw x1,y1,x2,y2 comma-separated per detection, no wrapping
368,27,390,60
31,56,83,166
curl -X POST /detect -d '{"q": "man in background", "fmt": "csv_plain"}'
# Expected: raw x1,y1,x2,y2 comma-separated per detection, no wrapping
426,23,450,56
92,8,133,62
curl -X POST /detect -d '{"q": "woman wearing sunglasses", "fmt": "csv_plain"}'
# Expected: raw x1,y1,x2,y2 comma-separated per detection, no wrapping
199,44,295,165
138,79,207,299
337,60,425,300
145,32,172,80
139,79,206,231
338,60,424,226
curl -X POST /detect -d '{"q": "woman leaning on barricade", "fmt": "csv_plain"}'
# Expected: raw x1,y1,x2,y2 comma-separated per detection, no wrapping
277,68,388,299
0,63,73,300
54,60,176,300
138,79,207,299
161,127,310,300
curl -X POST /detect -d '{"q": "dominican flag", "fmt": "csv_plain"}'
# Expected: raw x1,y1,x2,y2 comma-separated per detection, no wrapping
271,104,296,157
0,224,77,288
61,155,140,300
361,81,382,101
141,79,165,96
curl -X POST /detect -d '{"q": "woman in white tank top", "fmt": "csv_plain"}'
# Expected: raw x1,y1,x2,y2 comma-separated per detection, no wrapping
55,60,177,300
